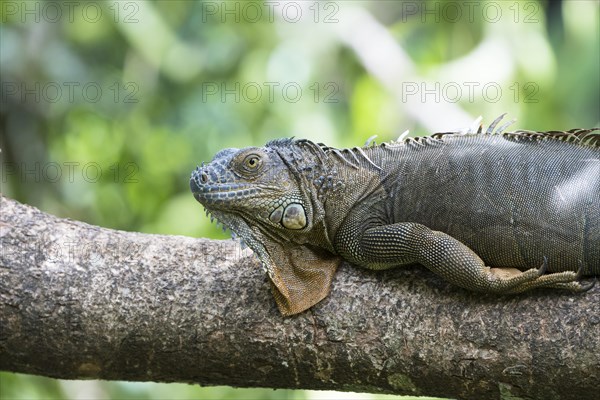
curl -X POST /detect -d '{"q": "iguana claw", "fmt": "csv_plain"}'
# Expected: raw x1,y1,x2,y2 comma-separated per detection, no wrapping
575,260,586,280
576,260,595,291
537,256,548,276
579,278,596,292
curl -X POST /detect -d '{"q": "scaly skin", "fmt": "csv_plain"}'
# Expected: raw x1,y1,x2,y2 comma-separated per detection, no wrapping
190,115,600,316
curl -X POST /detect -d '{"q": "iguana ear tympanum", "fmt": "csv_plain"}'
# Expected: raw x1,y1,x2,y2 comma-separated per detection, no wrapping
191,115,600,316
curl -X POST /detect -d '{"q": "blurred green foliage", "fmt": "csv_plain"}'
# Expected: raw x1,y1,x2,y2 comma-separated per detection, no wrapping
0,371,444,400
0,372,310,400
0,0,598,399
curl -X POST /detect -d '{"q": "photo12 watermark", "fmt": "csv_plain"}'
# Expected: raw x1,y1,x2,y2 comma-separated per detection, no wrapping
400,81,539,104
26,232,248,268
28,233,148,266
200,81,339,103
1,81,139,104
400,1,540,23
1,162,140,184
1,1,140,24
200,1,339,23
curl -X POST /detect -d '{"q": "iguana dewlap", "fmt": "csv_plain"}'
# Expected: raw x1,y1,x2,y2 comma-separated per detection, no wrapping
190,115,600,316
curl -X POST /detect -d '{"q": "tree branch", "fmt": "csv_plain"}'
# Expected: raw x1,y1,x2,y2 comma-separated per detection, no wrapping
0,195,598,399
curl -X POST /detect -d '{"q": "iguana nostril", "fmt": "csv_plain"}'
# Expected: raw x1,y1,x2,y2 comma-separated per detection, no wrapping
189,176,200,193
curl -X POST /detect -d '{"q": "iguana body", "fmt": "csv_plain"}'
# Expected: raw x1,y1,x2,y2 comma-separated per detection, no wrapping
190,115,600,316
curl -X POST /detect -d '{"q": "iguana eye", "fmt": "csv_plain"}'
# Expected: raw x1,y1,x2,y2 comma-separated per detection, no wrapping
232,149,267,177
243,154,261,170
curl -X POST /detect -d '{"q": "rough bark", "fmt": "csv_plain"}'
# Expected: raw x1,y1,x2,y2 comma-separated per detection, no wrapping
0,195,598,400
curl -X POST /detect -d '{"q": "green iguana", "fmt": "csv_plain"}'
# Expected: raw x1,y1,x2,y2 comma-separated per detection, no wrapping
190,114,600,316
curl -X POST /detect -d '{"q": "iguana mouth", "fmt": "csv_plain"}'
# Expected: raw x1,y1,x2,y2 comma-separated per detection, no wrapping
190,169,259,204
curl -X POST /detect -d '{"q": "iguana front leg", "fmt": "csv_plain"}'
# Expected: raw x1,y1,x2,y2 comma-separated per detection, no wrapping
340,222,589,293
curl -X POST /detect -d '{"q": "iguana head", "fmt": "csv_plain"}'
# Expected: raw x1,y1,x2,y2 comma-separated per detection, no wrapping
190,141,316,240
190,139,343,316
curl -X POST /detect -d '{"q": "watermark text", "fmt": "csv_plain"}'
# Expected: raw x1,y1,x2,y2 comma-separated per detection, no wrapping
200,81,339,103
1,81,139,104
2,1,139,23
1,162,139,184
401,81,539,104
